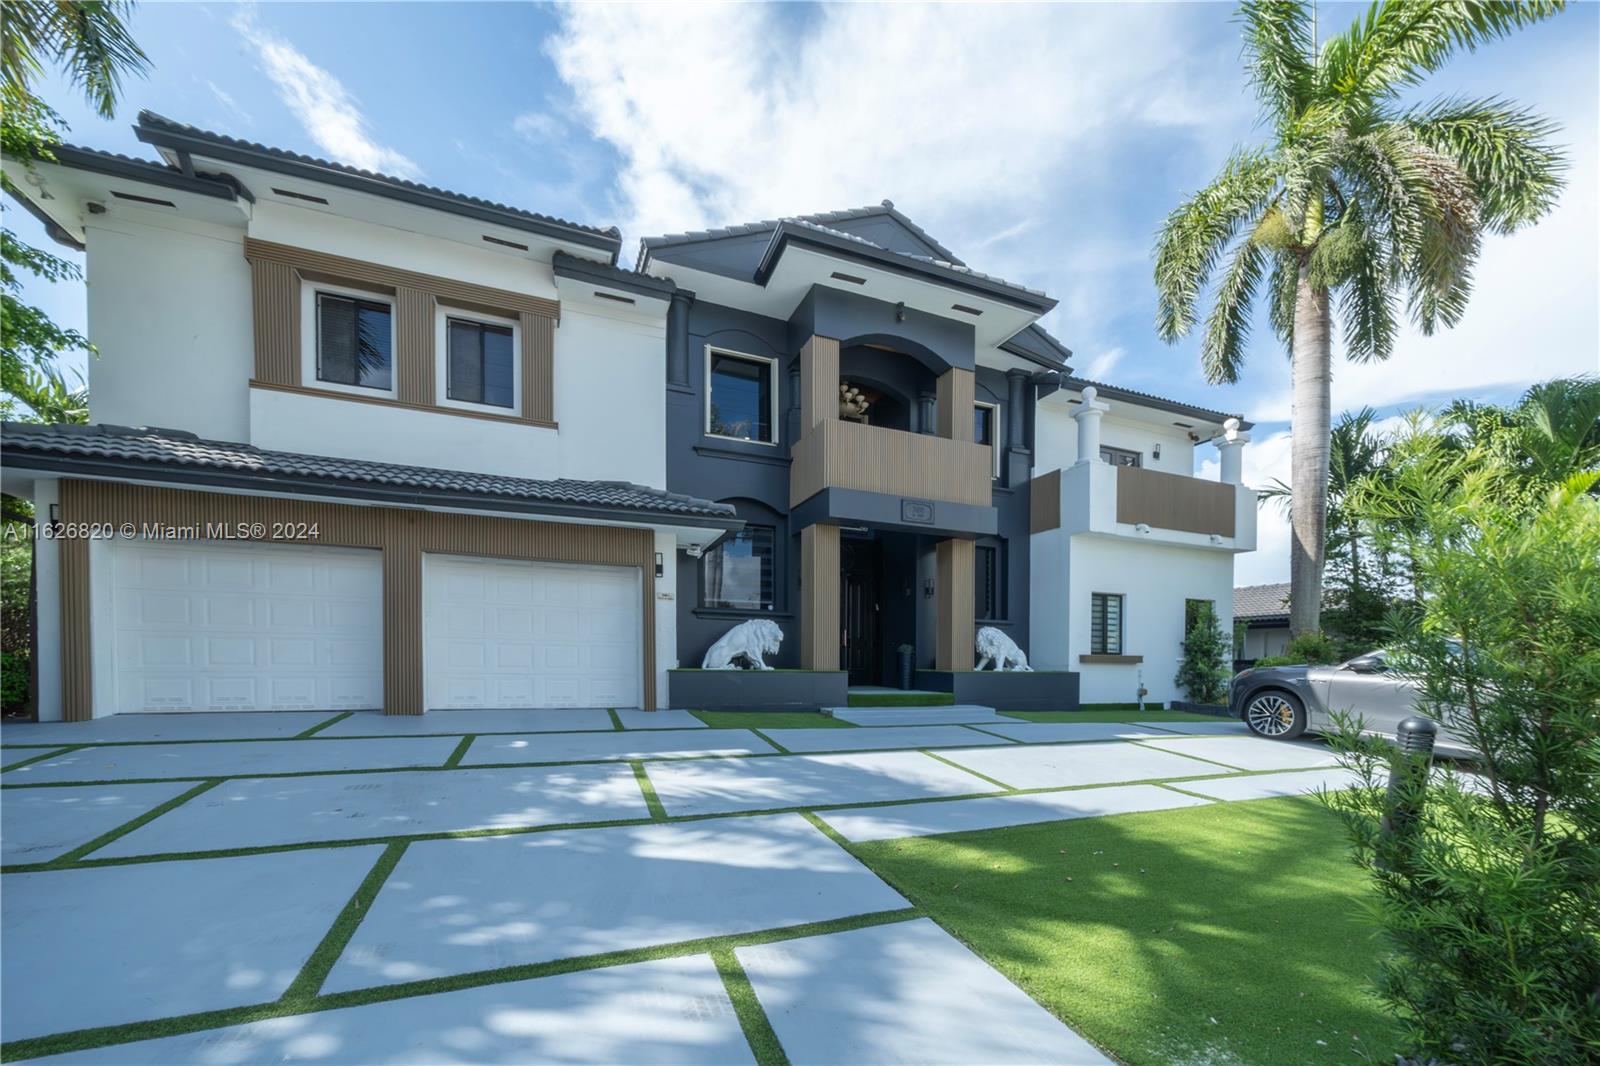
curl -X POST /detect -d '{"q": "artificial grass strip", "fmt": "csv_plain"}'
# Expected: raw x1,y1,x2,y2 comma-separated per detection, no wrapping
442,735,475,769
631,760,667,820
295,712,352,738
47,778,224,867
1128,739,1250,773
281,840,409,1001
693,711,857,730
0,907,921,1062
920,749,1016,792
713,947,790,1066
850,796,1400,1066
1003,709,1226,723
607,708,624,731
751,729,792,755
0,746,79,773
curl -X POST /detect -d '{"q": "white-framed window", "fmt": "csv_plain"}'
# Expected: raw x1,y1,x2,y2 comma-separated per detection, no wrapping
435,305,520,414
705,346,778,445
300,281,398,398
974,401,1001,477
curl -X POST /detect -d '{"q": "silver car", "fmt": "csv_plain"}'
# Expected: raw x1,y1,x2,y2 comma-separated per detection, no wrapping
1230,651,1475,756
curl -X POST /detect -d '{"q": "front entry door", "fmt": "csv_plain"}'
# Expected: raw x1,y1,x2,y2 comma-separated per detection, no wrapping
840,539,881,685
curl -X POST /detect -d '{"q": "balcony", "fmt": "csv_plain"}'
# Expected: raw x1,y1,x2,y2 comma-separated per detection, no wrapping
1031,460,1257,551
789,419,994,509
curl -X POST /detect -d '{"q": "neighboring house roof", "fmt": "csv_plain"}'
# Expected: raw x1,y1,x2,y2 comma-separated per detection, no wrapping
1234,582,1291,623
132,111,622,256
1,423,740,529
1065,376,1251,430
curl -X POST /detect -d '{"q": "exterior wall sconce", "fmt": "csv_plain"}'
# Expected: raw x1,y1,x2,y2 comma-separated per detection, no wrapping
1153,443,1162,460
654,552,664,578
923,578,935,599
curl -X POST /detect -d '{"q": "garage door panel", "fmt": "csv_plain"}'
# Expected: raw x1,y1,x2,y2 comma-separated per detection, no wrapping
112,542,382,714
425,556,640,710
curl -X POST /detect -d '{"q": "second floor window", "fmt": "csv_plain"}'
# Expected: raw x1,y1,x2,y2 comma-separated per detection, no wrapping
1091,592,1124,655
974,402,1000,478
446,317,516,409
315,291,393,391
1100,445,1142,467
703,526,776,610
707,349,775,443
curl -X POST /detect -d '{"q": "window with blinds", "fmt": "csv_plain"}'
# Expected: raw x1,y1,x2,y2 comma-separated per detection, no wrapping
703,526,776,610
1091,592,1124,655
315,291,393,391
446,317,516,408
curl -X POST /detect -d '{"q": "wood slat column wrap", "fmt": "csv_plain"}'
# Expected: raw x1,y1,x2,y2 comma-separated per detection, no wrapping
51,480,658,717
935,537,975,671
799,523,841,670
523,311,555,425
936,368,975,442
800,335,840,434
396,287,435,406
248,257,298,385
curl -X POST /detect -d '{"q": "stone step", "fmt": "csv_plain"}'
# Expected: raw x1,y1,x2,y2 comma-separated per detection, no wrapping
823,705,1006,727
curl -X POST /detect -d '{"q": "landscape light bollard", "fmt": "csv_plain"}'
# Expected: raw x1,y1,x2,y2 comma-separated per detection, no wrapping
1379,715,1438,869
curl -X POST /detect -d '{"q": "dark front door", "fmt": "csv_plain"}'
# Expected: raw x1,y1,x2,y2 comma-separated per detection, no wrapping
840,539,882,685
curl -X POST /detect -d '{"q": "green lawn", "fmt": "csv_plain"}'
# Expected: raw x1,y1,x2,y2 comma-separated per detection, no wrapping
851,796,1399,1065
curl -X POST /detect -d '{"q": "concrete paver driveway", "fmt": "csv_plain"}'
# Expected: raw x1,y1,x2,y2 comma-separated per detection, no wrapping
2,706,1324,1064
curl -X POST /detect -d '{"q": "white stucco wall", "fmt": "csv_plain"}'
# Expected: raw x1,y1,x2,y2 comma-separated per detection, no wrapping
1030,532,1236,706
85,212,253,442
1035,398,1199,476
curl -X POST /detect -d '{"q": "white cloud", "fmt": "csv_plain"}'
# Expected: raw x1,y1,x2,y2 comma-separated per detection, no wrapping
232,12,419,178
205,80,251,124
512,111,565,142
1082,347,1126,381
545,3,1245,271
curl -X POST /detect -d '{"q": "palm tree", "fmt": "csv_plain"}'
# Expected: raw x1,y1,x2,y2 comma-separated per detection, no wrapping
1155,1,1568,636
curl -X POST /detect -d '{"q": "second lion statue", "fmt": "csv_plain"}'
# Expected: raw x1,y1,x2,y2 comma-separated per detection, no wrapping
701,618,784,670
975,625,1033,671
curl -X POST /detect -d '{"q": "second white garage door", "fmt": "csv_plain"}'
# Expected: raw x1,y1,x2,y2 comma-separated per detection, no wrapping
423,555,642,709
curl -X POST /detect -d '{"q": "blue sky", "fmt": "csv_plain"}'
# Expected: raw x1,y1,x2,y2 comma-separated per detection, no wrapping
10,2,1597,583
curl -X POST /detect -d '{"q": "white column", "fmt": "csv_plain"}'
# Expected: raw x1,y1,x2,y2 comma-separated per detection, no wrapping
1217,417,1250,485
1072,385,1109,465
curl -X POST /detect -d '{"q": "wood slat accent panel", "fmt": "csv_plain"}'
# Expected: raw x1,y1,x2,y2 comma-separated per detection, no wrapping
789,419,993,508
523,311,555,425
935,537,975,671
55,480,657,716
1029,469,1062,534
244,238,559,318
936,368,975,442
800,335,840,434
799,523,840,670
1115,465,1236,538
249,258,298,386
396,287,435,406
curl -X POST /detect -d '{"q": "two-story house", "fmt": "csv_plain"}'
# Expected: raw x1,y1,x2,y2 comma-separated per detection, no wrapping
3,114,1255,721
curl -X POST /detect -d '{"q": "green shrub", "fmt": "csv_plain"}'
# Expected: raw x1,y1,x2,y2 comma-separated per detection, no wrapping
1,648,28,711
1250,654,1299,668
1173,601,1232,703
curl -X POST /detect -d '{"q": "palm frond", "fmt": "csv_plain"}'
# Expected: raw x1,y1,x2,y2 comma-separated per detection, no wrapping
1153,148,1280,343
1238,1,1316,125
1318,1,1566,108
1266,252,1299,347
1200,231,1268,384
1404,95,1566,233
2,0,148,118
1336,222,1399,362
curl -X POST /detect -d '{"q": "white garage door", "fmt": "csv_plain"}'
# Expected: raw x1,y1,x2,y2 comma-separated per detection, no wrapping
110,540,383,713
424,555,642,709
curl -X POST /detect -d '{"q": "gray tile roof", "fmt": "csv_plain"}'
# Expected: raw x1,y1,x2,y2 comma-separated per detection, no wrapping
1064,376,1250,430
134,111,621,254
1,423,738,527
1234,583,1291,621
640,200,962,264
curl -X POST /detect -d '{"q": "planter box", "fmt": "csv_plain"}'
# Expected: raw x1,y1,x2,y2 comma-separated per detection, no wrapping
917,670,1080,712
668,669,849,712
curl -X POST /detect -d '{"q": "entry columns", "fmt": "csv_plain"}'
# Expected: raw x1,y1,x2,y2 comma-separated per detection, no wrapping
799,523,841,670
935,537,975,670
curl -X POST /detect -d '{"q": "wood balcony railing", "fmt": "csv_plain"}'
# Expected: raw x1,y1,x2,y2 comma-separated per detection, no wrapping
789,419,994,508
1114,464,1236,537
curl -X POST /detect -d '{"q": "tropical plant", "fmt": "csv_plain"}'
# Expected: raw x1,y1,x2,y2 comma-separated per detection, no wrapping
1,0,147,419
1154,0,1568,637
1173,600,1233,703
1321,420,1600,1064
1443,375,1600,494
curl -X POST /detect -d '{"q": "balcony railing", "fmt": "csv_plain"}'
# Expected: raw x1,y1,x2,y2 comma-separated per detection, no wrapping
1032,461,1256,549
1114,464,1236,537
789,419,994,508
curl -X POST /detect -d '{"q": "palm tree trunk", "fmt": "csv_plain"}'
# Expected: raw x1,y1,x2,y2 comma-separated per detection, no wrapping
1289,264,1332,637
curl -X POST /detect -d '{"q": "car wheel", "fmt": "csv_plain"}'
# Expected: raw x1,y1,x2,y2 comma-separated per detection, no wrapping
1243,689,1307,740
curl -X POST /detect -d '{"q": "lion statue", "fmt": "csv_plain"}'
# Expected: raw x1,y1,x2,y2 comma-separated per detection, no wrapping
976,626,1033,671
701,619,784,670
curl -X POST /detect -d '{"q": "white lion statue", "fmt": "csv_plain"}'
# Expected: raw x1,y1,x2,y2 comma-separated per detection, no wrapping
701,619,784,670
976,626,1032,671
